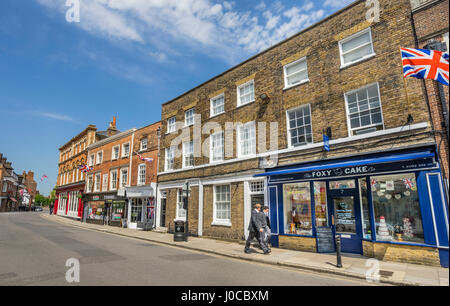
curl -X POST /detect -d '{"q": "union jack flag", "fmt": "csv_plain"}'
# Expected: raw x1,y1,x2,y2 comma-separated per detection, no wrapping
401,47,449,86
77,164,93,173
403,178,413,189
135,152,154,163
371,178,377,188
40,175,48,182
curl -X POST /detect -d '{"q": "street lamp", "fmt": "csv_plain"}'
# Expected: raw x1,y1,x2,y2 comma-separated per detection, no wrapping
182,181,191,242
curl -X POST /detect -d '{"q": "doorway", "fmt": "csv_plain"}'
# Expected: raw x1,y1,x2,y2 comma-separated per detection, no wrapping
160,198,167,227
328,179,363,254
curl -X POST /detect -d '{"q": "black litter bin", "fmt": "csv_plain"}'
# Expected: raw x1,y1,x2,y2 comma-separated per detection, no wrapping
174,221,186,242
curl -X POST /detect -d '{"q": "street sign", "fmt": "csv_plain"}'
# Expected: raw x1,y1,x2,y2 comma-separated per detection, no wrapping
323,134,330,152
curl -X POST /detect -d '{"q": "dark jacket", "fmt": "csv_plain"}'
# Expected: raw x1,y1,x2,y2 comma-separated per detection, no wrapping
265,214,271,229
248,209,264,233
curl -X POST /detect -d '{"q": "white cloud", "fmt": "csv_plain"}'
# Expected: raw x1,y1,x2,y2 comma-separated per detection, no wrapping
37,0,328,64
34,111,77,122
323,0,354,8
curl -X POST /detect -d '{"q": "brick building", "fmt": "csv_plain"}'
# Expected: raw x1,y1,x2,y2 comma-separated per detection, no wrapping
54,123,111,218
22,171,38,209
157,0,448,267
410,0,449,189
0,154,30,212
84,121,160,229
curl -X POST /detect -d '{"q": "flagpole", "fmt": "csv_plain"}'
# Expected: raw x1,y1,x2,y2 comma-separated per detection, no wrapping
400,48,412,121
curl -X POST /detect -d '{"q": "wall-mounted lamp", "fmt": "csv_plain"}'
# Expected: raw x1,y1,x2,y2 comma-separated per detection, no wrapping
260,93,270,100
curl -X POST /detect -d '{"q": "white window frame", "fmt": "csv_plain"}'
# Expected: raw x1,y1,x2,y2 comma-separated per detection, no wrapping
94,173,101,192
140,138,148,151
344,82,385,137
119,167,128,188
212,184,232,226
237,121,256,158
138,164,146,186
96,151,103,165
339,27,375,68
237,79,255,107
89,154,95,167
110,169,118,191
210,131,224,163
210,93,225,118
87,175,93,193
112,145,120,160
175,188,186,221
167,117,176,134
102,174,108,192
185,108,195,127
286,104,314,148
182,141,194,168
283,57,309,89
165,146,175,171
122,142,130,158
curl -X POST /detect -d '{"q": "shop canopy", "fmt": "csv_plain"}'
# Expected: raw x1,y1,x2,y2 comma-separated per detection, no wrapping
254,151,435,177
124,186,154,198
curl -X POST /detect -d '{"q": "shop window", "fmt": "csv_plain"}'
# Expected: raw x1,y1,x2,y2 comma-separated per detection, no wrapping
314,182,328,227
329,179,356,190
371,173,424,244
88,203,104,220
359,178,372,240
283,183,312,236
112,202,125,221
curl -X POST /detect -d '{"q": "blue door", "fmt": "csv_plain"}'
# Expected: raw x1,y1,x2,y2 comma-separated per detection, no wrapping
328,180,363,254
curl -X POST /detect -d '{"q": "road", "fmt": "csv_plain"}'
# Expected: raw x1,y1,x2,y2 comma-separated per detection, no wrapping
0,212,383,286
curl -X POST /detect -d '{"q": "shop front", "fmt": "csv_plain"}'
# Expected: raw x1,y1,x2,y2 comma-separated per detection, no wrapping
256,146,449,267
124,185,155,230
85,193,127,226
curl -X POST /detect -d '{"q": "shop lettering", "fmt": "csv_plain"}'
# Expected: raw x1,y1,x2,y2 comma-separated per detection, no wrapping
344,166,369,175
311,170,333,178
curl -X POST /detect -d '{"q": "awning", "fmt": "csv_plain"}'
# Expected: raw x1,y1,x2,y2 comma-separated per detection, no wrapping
254,151,435,177
125,186,154,198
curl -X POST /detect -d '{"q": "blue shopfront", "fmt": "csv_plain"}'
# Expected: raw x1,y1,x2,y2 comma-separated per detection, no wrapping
256,146,449,267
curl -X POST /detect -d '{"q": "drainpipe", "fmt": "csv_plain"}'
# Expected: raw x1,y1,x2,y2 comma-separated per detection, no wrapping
154,127,161,230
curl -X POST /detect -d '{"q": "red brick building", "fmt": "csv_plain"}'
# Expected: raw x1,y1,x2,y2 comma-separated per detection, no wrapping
410,0,449,190
84,121,160,229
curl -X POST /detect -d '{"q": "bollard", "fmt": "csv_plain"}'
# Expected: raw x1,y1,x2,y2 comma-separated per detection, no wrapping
335,235,343,268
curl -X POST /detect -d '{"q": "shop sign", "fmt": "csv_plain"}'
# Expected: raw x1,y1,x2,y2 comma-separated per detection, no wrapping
270,158,436,182
316,227,335,253
93,196,100,201
104,195,116,200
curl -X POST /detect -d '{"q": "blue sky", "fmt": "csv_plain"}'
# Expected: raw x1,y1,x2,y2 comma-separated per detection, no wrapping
0,0,353,195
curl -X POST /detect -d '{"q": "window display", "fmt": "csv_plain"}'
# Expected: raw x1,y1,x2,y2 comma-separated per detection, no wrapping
111,201,125,221
329,179,356,190
371,173,424,244
314,182,328,227
88,202,105,220
283,183,312,235
334,196,356,234
359,178,372,239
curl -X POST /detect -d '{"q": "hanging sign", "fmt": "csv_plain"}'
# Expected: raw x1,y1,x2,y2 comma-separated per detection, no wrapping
323,135,330,152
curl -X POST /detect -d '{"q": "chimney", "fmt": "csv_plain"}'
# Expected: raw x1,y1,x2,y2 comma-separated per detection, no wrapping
107,117,119,137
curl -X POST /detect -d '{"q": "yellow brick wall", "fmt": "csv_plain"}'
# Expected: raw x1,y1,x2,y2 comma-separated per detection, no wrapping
279,235,317,252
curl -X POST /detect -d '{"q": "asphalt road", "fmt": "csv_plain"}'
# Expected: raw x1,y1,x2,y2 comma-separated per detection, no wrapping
0,212,382,286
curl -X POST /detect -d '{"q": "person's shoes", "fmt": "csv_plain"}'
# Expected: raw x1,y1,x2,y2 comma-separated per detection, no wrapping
244,249,251,254
263,250,271,255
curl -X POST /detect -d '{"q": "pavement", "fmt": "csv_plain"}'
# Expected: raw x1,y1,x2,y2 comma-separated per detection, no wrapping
41,213,449,286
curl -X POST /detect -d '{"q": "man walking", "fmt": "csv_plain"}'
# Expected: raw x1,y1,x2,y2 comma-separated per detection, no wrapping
262,206,271,249
245,203,270,255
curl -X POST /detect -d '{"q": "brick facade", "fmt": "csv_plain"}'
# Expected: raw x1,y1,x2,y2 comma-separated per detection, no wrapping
157,0,435,246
